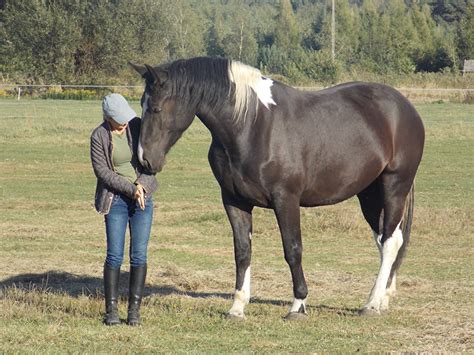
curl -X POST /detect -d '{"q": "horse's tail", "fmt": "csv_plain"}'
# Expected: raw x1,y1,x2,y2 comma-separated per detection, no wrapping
388,183,414,286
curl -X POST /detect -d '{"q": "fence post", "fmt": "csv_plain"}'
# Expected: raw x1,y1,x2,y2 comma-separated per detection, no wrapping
17,87,21,101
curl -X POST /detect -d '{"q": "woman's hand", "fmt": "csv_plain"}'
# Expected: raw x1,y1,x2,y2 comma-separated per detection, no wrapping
134,184,145,210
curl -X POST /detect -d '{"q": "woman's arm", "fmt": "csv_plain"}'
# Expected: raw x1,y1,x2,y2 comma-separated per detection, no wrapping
90,132,137,198
135,170,158,194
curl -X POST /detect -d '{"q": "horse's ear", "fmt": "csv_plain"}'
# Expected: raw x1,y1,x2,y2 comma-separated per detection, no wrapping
128,62,147,78
144,64,168,86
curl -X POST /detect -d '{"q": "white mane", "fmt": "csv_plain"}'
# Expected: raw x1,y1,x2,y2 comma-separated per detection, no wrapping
228,61,276,122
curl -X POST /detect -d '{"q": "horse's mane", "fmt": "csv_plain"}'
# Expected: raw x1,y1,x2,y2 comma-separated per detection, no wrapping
163,57,275,122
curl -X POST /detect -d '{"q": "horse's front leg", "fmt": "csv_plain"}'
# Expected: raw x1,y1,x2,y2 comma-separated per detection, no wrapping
222,191,253,320
273,194,308,320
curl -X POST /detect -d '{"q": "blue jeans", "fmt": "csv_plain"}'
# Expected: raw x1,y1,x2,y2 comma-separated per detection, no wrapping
104,194,153,269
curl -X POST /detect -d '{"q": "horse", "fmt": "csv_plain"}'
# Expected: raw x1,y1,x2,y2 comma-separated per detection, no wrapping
130,57,424,320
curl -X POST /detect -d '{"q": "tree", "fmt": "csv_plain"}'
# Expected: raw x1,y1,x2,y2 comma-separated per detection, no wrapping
307,0,359,66
208,1,258,65
160,0,207,61
356,0,380,72
456,3,474,62
127,0,170,66
1,0,82,83
296,1,324,50
410,2,456,72
0,0,470,84
429,0,470,23
274,0,301,51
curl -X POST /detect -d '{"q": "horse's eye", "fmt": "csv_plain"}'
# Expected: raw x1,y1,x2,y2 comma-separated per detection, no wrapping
153,107,162,114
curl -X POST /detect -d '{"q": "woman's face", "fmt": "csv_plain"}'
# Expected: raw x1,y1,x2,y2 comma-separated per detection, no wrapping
106,117,127,133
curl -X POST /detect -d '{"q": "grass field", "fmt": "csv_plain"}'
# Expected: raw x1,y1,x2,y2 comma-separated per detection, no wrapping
0,98,473,353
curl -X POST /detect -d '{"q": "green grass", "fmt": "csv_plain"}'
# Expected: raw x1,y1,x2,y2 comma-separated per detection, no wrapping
0,99,473,352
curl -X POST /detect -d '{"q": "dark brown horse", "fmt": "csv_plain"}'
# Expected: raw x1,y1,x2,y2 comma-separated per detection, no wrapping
130,57,424,320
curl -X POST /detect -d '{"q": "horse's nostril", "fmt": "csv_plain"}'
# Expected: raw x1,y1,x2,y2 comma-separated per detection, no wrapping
142,159,152,173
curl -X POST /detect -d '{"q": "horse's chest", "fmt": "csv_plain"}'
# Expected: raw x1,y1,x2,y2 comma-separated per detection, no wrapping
224,166,270,206
209,145,269,206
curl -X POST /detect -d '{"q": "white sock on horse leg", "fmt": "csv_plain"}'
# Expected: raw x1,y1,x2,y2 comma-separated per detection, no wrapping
228,267,251,317
365,223,403,311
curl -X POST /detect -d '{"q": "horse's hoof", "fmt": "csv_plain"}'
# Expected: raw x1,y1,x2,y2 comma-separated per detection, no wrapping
226,313,246,321
358,307,381,317
284,312,308,321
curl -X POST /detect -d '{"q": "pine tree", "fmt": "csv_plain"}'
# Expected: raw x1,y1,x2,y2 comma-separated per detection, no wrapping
274,0,301,51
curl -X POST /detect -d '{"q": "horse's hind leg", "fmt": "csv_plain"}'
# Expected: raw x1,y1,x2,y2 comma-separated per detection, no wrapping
222,191,253,320
360,173,412,315
357,179,384,238
357,181,386,311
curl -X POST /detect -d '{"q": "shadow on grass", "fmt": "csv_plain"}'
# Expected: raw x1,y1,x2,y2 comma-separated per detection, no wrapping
0,271,359,316
250,297,359,316
0,270,231,299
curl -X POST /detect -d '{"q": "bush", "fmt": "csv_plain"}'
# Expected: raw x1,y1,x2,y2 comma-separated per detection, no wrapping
415,46,455,73
259,45,288,76
39,88,107,100
260,46,340,85
0,89,16,98
37,87,142,101
296,50,340,85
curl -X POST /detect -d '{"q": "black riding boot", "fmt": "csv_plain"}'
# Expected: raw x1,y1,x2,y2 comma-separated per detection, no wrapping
127,264,147,326
103,265,121,326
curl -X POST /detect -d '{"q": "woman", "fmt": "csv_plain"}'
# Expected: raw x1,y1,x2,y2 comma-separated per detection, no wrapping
90,93,157,326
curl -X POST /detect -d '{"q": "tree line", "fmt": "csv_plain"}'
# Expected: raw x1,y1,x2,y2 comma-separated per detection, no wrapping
0,0,472,85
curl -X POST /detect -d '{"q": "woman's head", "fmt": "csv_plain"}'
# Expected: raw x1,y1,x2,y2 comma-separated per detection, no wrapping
102,93,136,126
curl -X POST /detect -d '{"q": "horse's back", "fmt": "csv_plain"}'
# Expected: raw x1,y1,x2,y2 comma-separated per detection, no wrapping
273,81,424,152
262,81,424,206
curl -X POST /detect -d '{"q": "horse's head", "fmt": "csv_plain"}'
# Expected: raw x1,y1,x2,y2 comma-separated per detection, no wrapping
130,62,195,174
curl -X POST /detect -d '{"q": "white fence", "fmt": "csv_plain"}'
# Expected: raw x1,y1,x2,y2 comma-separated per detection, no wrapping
0,84,473,102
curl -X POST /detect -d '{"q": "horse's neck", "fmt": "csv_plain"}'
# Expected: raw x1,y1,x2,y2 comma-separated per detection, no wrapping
196,106,247,155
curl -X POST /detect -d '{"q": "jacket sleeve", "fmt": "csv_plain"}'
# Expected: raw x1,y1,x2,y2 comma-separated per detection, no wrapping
90,132,136,199
135,169,158,194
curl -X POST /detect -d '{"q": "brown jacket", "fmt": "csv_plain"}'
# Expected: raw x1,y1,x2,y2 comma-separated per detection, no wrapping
90,117,158,214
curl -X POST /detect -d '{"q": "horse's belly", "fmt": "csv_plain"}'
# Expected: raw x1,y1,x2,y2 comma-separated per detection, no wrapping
300,162,384,207
300,187,359,207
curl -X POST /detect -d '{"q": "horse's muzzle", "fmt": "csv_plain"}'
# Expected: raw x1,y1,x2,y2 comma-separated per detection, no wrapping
144,154,165,175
